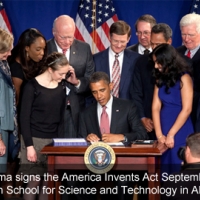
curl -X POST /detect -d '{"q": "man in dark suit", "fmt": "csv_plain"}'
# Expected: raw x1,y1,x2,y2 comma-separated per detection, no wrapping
79,71,147,143
93,20,140,100
176,13,200,131
128,14,156,54
47,15,94,138
130,23,172,140
79,71,148,200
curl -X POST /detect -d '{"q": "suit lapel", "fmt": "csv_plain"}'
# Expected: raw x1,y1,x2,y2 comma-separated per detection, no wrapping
49,39,58,53
91,103,102,137
192,48,200,62
100,49,110,77
120,50,132,91
69,40,78,64
110,98,121,133
134,43,139,52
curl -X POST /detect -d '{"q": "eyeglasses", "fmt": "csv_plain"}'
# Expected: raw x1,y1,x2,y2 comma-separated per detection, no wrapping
110,38,128,45
181,33,196,38
136,31,151,37
57,33,74,42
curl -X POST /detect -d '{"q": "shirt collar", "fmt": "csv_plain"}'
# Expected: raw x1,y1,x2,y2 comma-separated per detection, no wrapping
138,43,152,54
54,39,62,52
97,95,113,109
187,45,200,58
109,47,123,57
54,39,71,51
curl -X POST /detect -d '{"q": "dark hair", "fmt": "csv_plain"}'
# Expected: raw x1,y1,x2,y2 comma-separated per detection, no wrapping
152,44,192,93
110,20,131,38
41,52,69,73
186,133,200,158
151,23,172,41
135,14,156,31
89,71,110,85
8,28,47,80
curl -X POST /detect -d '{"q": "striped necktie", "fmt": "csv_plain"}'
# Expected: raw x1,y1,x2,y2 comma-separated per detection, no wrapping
112,54,120,97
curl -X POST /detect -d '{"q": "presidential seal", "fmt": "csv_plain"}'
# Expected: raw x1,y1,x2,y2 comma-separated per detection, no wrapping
84,142,116,174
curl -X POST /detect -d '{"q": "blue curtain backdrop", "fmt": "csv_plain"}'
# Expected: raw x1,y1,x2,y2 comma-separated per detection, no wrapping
4,0,192,47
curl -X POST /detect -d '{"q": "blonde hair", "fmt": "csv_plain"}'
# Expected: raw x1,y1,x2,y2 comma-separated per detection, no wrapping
0,28,13,53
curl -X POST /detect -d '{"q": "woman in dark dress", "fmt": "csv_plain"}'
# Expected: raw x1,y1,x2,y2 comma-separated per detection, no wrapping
152,44,194,174
20,52,69,200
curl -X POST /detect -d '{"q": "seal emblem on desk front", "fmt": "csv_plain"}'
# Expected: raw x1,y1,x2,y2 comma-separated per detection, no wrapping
84,142,116,174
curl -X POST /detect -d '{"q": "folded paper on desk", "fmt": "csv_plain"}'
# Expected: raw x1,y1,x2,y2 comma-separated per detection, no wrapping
132,140,155,144
53,138,88,146
132,140,156,148
91,142,124,146
106,142,124,146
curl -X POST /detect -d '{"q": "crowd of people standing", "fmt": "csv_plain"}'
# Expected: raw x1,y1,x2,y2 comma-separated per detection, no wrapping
0,12,200,200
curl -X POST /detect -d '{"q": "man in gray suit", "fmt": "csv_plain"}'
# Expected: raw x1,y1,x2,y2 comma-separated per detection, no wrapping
47,15,94,138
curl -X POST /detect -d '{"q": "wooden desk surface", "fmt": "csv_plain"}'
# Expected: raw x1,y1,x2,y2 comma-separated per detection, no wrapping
41,144,162,156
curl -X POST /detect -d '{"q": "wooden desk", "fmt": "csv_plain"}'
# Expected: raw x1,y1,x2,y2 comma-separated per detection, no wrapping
41,145,161,200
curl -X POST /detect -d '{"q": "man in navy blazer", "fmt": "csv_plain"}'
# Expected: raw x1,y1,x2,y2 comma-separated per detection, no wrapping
93,20,140,100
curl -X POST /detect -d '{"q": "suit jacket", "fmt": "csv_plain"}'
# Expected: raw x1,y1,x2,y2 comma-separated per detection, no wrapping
93,48,140,100
78,97,148,142
177,46,200,131
130,55,155,119
127,43,139,53
47,38,95,134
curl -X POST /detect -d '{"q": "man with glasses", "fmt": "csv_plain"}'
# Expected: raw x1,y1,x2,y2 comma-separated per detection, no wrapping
177,13,200,132
128,14,156,54
47,15,94,138
93,20,139,100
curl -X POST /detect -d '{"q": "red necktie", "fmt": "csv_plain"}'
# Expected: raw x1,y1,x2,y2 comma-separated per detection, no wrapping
62,49,67,55
100,106,110,134
186,50,191,58
112,54,120,97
